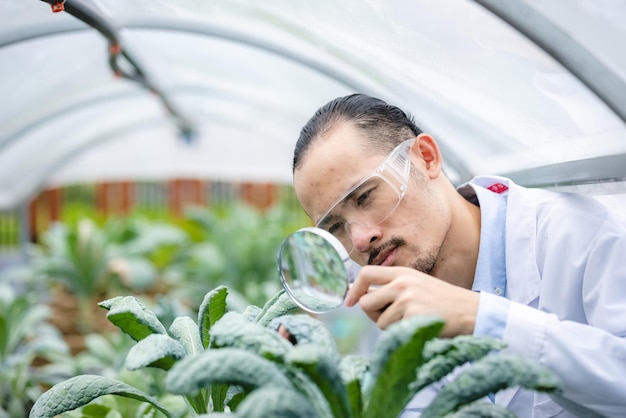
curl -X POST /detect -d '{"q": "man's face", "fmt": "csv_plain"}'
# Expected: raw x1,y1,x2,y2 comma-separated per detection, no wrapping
293,122,451,273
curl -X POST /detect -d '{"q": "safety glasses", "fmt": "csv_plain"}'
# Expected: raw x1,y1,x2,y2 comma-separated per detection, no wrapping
315,137,415,253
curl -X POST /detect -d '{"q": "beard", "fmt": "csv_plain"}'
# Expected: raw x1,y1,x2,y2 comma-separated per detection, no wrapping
408,250,437,275
368,236,437,275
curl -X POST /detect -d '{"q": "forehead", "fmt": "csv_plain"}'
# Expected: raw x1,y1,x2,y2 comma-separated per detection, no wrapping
293,123,382,222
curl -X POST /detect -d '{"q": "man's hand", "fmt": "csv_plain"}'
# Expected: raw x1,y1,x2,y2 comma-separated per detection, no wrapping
344,265,480,338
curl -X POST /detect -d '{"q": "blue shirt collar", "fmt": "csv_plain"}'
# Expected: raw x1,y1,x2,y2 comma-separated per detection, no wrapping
461,182,508,297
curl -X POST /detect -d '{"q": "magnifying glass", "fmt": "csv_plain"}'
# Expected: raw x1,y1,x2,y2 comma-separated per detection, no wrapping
277,227,361,313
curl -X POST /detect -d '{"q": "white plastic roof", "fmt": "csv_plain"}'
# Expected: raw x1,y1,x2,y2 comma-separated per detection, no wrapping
1,0,625,209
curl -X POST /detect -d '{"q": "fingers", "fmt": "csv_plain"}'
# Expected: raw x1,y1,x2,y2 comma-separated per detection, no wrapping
345,265,419,329
344,265,480,336
357,285,396,324
376,304,404,330
345,265,413,306
354,268,417,329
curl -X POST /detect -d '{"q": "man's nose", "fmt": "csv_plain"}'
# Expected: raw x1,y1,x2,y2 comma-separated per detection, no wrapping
348,222,379,252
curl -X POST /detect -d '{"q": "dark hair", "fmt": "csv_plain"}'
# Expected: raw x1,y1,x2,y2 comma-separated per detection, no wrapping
293,93,422,171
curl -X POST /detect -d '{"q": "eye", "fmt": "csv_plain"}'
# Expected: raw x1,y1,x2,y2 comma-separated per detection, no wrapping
328,221,344,235
356,187,375,207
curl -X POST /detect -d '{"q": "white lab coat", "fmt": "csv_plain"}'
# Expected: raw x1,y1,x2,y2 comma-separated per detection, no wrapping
403,176,626,417
496,176,626,417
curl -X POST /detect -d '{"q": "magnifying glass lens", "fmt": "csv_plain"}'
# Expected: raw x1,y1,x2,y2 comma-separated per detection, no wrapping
278,228,352,313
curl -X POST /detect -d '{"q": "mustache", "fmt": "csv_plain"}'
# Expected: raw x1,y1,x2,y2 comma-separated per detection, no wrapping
368,237,405,265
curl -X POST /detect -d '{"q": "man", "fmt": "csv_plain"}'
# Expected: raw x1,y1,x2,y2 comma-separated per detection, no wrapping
292,93,626,417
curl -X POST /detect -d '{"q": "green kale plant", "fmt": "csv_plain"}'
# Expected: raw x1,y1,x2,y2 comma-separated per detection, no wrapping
31,217,188,335
164,204,302,310
0,271,69,418
29,286,560,418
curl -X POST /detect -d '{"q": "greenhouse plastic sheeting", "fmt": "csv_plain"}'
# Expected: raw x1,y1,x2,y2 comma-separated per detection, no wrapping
1,0,625,209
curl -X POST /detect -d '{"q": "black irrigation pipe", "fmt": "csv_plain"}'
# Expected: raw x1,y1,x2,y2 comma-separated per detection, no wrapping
38,0,195,142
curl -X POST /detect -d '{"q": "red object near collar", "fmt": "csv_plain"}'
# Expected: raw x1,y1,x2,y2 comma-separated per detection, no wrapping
487,183,509,194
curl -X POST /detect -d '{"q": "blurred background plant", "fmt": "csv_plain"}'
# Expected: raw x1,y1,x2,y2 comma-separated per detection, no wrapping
163,203,303,310
0,246,174,417
28,216,187,353
27,200,304,347
0,266,68,417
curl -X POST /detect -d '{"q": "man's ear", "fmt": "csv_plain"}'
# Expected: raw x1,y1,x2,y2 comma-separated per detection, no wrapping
413,133,443,178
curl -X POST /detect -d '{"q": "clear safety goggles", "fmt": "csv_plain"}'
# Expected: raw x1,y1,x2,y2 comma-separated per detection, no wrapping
315,137,415,253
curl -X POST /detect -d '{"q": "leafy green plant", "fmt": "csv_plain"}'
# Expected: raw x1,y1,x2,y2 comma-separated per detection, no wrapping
0,271,70,418
34,219,111,301
29,285,560,418
105,216,190,274
32,202,304,327
31,216,190,333
164,204,303,309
